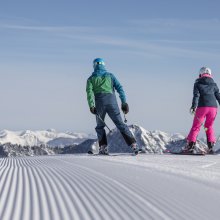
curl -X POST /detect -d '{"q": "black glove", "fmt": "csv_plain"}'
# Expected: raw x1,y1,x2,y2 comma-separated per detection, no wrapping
121,103,129,114
90,107,97,115
190,107,196,115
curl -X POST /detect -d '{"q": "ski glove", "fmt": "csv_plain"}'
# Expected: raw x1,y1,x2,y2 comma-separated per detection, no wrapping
190,107,196,115
90,107,97,115
121,103,129,114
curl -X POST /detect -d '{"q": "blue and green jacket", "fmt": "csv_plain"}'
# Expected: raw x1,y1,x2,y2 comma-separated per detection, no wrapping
86,65,126,107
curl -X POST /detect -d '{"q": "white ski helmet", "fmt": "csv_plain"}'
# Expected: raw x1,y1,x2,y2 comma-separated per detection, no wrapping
199,67,212,75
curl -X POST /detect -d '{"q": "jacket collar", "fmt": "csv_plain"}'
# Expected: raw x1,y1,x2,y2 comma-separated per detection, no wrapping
200,74,212,78
92,64,106,75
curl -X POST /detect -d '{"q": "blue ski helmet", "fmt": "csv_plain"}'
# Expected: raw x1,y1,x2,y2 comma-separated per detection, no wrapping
93,58,105,68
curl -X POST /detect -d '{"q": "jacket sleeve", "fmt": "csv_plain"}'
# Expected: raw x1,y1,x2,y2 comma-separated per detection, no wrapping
214,84,220,105
192,82,200,108
111,74,126,104
86,78,95,108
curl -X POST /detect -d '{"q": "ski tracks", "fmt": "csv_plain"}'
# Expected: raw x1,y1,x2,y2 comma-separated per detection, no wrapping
54,157,171,220
66,155,220,220
0,155,220,220
0,156,169,220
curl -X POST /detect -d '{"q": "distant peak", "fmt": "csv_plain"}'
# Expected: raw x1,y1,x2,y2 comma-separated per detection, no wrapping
46,129,56,133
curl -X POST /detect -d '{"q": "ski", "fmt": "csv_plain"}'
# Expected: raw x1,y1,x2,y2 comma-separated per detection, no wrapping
87,151,139,156
164,151,206,156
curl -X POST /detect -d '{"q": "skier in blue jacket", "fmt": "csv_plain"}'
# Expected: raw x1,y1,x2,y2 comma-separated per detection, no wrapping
86,58,139,155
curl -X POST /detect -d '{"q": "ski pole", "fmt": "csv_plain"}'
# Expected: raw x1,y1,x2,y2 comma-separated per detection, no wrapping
96,113,112,133
193,113,208,131
123,113,127,123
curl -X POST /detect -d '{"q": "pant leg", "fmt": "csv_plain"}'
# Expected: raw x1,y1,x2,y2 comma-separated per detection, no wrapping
106,104,136,146
204,107,217,142
187,107,207,142
95,103,107,146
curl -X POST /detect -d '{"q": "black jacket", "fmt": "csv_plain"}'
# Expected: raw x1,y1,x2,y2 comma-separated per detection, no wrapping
192,77,220,108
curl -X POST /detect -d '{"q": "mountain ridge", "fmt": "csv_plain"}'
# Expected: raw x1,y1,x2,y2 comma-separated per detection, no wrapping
1,125,219,157
0,129,95,147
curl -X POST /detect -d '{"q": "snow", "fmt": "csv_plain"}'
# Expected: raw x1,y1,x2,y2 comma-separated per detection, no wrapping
1,125,220,156
0,154,220,220
0,129,95,147
89,125,214,154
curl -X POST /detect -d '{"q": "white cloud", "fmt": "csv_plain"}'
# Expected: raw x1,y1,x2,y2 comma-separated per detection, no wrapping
129,18,220,31
0,19,220,60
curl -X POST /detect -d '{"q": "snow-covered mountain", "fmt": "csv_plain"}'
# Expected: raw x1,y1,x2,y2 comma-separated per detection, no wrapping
74,124,219,154
1,125,219,157
1,143,55,157
73,124,186,154
107,124,186,153
0,129,95,147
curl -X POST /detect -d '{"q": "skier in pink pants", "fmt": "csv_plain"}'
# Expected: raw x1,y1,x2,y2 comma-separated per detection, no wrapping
186,67,220,154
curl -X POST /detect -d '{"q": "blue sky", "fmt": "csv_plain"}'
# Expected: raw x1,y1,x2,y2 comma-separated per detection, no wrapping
0,0,220,135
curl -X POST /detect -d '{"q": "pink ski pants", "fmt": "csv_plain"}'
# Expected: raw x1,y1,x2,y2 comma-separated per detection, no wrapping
187,107,217,142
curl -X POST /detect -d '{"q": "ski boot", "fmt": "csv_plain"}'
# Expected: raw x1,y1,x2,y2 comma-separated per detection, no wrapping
98,145,109,155
139,146,146,154
207,142,215,154
182,141,196,154
131,143,139,155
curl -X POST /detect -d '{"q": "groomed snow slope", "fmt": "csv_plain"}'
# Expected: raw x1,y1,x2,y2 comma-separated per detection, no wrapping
0,154,220,220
